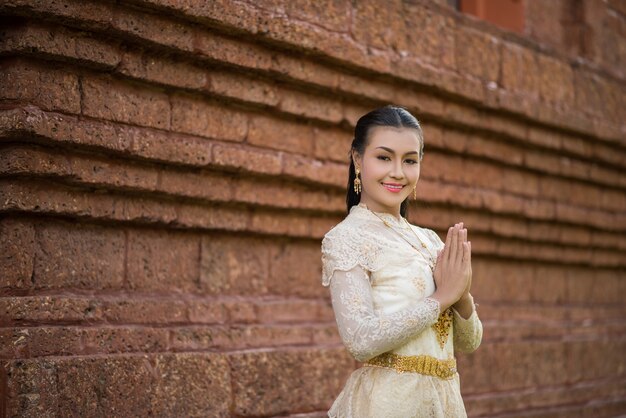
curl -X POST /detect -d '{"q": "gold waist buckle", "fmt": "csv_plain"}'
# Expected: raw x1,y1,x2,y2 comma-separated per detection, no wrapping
365,352,457,380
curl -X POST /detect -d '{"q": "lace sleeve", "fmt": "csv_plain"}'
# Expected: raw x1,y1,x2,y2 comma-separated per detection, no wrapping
328,264,441,362
452,296,483,353
320,227,386,287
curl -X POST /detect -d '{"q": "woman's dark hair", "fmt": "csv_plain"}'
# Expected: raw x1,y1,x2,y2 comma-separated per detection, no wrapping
347,104,424,217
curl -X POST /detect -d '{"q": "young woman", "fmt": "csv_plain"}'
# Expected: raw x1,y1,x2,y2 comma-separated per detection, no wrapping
321,105,482,417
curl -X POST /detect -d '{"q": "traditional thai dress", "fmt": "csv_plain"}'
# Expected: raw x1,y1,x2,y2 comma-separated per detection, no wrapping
321,202,483,417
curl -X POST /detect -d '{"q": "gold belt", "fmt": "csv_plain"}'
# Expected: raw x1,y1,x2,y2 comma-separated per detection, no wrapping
365,352,457,380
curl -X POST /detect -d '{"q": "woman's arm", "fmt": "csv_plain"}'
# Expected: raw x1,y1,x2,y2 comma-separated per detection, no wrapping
452,293,483,353
329,265,440,362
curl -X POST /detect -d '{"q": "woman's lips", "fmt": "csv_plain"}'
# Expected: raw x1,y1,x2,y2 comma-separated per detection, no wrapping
382,183,405,193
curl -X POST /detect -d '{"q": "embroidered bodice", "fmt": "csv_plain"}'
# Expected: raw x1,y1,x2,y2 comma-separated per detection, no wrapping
321,202,482,362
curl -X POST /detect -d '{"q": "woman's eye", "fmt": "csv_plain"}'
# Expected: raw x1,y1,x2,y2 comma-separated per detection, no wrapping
405,159,418,165
377,155,390,161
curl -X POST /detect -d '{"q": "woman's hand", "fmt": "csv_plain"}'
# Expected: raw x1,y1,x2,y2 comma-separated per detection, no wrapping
431,222,472,312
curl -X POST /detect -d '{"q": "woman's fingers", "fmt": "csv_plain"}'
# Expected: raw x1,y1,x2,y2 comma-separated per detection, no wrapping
450,224,459,265
444,226,453,262
463,241,472,272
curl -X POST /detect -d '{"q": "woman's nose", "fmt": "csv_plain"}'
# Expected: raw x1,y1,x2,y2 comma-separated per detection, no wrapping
390,160,404,178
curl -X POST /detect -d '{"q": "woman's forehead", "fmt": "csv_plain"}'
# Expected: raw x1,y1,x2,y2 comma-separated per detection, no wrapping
367,126,420,151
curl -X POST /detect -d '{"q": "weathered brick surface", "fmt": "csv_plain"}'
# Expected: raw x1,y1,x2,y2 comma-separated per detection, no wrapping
230,348,353,416
4,353,231,417
0,0,625,416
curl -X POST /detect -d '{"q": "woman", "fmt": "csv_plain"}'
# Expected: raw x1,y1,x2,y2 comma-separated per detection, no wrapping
321,105,482,417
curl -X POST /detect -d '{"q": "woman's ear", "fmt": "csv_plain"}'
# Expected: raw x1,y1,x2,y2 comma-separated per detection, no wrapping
351,149,362,170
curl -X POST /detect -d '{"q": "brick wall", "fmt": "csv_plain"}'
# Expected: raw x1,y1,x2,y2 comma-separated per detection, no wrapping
0,0,625,416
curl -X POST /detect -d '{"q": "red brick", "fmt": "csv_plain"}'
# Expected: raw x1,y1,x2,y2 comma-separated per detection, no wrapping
0,327,82,359
229,324,311,348
525,0,565,47
120,195,178,224
471,259,533,302
193,28,273,70
574,69,606,117
282,154,345,186
0,218,35,290
443,102,486,129
187,300,228,324
312,127,352,163
403,4,456,68
170,324,311,350
82,327,169,355
352,0,406,49
211,142,282,174
0,58,80,114
170,93,247,141
501,43,540,95
0,107,132,154
5,353,232,417
248,113,314,154
118,48,206,89
230,348,353,415
4,358,59,417
0,145,71,177
455,28,501,82
68,152,159,191
126,228,200,292
224,300,257,323
129,129,212,166
255,300,323,323
82,75,170,129
101,298,189,325
113,6,195,52
523,198,556,220
150,353,231,416
271,53,339,90
159,169,232,201
0,21,121,68
536,54,575,105
0,297,101,325
311,324,341,345
209,69,280,107
174,202,249,231
200,235,269,295
268,240,326,297
34,221,125,290
278,88,343,123
591,270,623,304
250,210,311,237
524,149,562,174
284,0,350,32
233,177,301,208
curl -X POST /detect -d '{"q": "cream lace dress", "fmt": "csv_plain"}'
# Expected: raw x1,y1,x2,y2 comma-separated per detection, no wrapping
321,202,483,418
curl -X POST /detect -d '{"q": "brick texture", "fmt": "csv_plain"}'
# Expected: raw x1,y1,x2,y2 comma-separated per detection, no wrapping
0,0,625,416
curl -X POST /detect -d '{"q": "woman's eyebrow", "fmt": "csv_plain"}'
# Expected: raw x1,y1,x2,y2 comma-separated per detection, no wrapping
376,146,419,156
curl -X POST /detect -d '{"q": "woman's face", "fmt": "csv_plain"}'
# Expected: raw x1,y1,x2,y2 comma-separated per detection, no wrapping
352,126,422,217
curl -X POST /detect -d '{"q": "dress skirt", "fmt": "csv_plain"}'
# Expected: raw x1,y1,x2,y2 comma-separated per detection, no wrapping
328,365,468,418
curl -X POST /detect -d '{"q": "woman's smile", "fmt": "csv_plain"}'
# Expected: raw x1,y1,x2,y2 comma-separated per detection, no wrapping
381,182,405,193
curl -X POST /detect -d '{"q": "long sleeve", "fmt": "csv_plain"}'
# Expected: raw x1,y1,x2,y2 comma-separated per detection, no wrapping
328,264,440,362
451,296,483,353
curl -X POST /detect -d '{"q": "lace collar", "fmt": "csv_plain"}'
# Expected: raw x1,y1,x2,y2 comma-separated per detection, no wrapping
351,202,410,228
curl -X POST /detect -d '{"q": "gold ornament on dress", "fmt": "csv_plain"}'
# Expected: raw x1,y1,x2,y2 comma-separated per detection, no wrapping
365,352,457,380
353,167,362,194
432,307,453,349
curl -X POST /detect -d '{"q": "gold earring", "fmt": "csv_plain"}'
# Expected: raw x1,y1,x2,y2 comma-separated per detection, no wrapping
413,185,417,200
354,167,362,194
